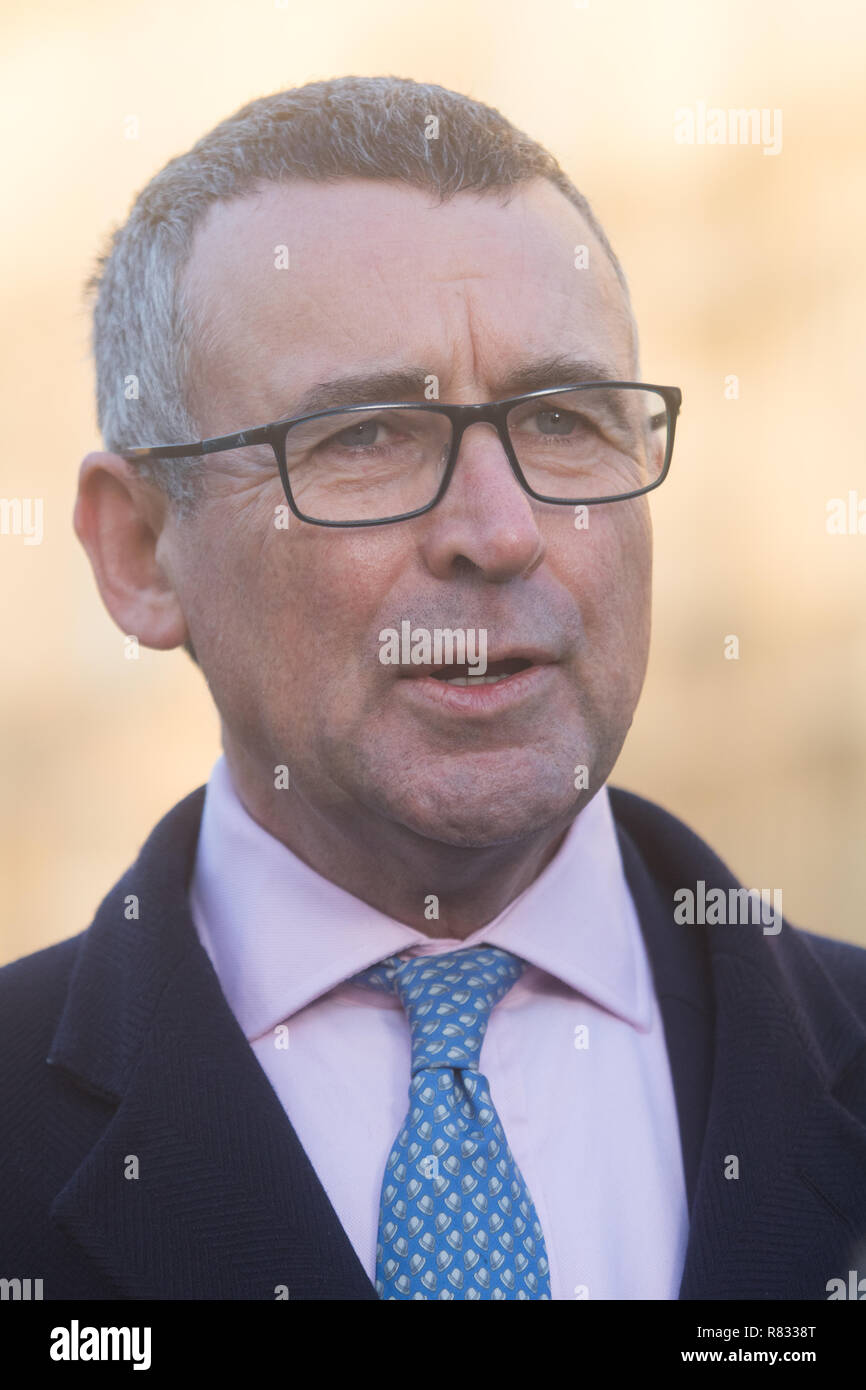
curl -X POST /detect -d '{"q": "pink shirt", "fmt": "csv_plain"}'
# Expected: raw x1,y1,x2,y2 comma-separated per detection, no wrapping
190,755,689,1299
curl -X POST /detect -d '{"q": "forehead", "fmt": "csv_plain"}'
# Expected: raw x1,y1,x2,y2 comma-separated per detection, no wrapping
181,177,635,420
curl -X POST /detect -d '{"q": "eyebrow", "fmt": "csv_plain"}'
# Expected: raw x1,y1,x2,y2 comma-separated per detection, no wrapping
275,354,624,420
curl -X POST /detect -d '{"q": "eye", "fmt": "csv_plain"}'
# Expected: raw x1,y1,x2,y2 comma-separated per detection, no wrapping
329,418,384,449
531,408,586,436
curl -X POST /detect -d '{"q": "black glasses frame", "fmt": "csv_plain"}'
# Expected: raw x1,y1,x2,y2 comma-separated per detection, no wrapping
120,381,682,527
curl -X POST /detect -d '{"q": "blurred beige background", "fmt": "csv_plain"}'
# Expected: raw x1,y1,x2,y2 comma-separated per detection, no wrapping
1,0,864,963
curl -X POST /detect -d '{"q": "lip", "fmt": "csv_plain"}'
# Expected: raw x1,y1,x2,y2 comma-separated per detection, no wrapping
397,661,556,715
396,647,559,680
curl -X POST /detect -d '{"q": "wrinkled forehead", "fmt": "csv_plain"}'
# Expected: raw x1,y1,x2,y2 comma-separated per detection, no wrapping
181,177,636,421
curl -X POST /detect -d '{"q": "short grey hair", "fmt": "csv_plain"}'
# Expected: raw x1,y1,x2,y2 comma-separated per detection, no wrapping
85,74,637,514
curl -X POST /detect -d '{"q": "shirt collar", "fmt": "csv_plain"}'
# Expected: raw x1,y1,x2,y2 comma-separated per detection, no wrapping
190,755,653,1041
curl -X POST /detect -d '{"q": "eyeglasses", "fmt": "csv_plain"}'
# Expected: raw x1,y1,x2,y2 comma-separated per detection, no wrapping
120,381,682,527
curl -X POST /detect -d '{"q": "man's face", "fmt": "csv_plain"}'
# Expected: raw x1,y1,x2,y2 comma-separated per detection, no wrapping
169,177,652,847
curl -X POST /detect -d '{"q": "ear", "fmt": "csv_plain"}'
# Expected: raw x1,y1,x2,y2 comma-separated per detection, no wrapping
73,451,190,650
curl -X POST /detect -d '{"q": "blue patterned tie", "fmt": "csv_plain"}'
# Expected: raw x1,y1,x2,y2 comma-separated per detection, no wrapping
351,944,552,1300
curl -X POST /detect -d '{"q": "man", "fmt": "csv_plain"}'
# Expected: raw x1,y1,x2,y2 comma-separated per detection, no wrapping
2,75,865,1302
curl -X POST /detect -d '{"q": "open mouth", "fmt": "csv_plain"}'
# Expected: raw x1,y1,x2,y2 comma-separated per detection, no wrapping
426,657,534,687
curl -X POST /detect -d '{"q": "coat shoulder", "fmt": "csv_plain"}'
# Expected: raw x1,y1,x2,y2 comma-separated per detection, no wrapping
607,782,866,1015
0,783,208,1090
794,929,866,1014
607,784,739,885
0,933,85,1068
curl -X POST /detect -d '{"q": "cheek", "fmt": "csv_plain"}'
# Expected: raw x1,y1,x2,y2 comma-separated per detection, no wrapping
603,503,653,678
614,499,653,605
252,528,415,692
551,500,652,653
168,499,299,693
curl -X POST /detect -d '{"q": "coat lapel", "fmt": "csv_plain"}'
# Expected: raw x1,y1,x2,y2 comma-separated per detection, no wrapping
611,787,866,1300
614,817,714,1217
48,788,377,1300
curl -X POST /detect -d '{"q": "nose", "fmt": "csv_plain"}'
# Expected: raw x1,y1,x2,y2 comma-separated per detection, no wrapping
419,417,545,582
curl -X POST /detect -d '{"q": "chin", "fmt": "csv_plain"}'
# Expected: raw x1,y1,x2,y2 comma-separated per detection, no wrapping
386,783,579,850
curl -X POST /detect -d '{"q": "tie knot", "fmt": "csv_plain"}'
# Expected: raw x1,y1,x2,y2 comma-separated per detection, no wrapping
351,945,524,1073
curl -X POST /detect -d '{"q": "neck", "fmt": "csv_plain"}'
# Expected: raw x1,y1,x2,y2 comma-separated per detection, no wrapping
222,748,576,940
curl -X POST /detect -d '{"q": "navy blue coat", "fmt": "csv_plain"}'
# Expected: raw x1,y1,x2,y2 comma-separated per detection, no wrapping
2,785,865,1299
